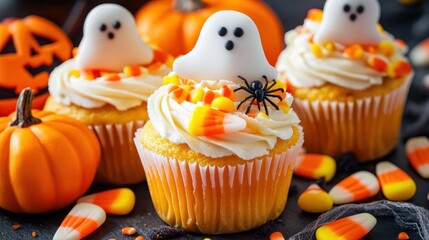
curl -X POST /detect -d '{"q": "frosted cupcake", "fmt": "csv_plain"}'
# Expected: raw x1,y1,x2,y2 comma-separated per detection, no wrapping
44,4,172,185
276,0,413,162
134,10,303,234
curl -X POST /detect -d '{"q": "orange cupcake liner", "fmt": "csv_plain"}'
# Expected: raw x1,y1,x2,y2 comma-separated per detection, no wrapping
293,75,412,162
134,128,303,234
90,121,146,185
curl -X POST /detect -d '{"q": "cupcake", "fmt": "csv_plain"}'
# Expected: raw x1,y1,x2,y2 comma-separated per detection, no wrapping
134,10,303,234
276,0,413,162
44,3,172,185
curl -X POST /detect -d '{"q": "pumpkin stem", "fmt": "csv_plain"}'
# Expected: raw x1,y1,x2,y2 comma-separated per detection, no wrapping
174,0,205,12
9,88,42,128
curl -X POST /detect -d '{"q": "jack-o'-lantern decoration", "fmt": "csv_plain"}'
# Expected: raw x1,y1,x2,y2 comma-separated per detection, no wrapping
0,16,73,116
135,0,284,66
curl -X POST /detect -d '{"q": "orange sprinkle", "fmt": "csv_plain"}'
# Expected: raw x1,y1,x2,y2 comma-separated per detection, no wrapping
123,66,142,77
398,231,410,239
203,90,217,105
103,73,121,81
395,39,407,47
363,45,378,53
170,85,191,103
306,9,323,22
12,224,21,230
344,44,364,59
135,236,144,240
270,231,285,240
72,47,78,58
388,60,412,78
219,85,234,99
367,56,388,72
147,62,162,73
32,231,37,237
122,227,137,235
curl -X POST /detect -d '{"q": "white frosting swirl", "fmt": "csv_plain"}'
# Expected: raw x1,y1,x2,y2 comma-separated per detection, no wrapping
276,19,409,90
148,79,301,160
49,59,170,111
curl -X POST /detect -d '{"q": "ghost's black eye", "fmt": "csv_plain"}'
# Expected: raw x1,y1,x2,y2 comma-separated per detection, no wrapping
234,27,244,37
343,4,351,13
357,5,364,14
218,27,227,37
100,24,107,32
113,21,121,29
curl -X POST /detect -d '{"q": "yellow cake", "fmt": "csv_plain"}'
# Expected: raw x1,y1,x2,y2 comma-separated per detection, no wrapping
276,5,413,162
134,10,303,234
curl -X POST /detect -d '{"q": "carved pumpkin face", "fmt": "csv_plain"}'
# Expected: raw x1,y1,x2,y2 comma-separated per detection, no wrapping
0,15,72,116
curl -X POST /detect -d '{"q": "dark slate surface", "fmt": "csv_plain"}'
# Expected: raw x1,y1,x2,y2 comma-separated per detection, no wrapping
0,0,428,239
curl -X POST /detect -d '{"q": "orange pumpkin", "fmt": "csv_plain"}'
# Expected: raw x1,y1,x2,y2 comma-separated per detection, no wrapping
0,16,73,116
0,88,100,214
135,0,284,66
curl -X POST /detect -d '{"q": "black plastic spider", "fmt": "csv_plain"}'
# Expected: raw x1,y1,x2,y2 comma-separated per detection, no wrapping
234,75,284,116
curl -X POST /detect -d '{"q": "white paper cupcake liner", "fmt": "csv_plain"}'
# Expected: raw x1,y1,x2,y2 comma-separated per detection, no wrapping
89,120,146,185
293,75,412,161
133,127,303,234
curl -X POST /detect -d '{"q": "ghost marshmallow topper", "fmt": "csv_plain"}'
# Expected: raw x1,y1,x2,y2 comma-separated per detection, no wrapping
314,0,382,46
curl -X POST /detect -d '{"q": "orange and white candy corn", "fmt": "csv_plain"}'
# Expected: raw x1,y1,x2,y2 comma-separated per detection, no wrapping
329,171,380,204
410,37,429,67
315,213,377,240
405,136,429,178
77,188,136,215
376,161,416,201
294,154,336,182
298,184,333,213
53,203,106,240
189,105,246,136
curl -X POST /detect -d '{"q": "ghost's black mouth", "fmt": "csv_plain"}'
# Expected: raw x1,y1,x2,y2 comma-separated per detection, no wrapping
350,14,357,21
107,32,114,40
225,40,234,51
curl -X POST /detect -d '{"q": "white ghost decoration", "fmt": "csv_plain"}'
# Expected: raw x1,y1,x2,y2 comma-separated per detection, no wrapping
173,10,277,84
314,0,382,46
75,4,153,72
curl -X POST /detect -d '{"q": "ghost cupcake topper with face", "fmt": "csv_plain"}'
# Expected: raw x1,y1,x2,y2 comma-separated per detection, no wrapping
173,10,277,85
314,0,381,46
75,4,153,72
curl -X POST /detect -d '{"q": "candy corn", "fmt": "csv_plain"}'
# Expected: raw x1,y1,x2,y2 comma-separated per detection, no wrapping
315,213,377,240
77,188,136,215
410,37,429,67
375,161,416,201
405,136,429,178
294,154,336,182
53,203,106,240
189,106,246,136
329,171,380,204
270,231,285,240
298,184,333,213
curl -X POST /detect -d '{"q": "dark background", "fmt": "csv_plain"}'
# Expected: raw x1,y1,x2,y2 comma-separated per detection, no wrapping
1,0,429,239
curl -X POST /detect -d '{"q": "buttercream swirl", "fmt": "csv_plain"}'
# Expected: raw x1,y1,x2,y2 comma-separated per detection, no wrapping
49,59,170,111
148,78,301,160
276,19,409,90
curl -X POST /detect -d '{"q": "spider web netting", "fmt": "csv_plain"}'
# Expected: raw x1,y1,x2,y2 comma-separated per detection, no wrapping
289,200,429,240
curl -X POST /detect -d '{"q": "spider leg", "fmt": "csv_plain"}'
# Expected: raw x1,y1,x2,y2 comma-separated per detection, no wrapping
238,75,251,89
262,75,269,91
237,95,255,110
234,86,253,94
263,99,269,115
266,87,285,94
266,94,284,101
257,99,261,111
266,79,278,91
245,97,257,114
265,97,280,110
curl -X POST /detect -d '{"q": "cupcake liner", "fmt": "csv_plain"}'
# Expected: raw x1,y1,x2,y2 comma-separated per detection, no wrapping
293,76,412,162
90,120,146,185
134,128,303,234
